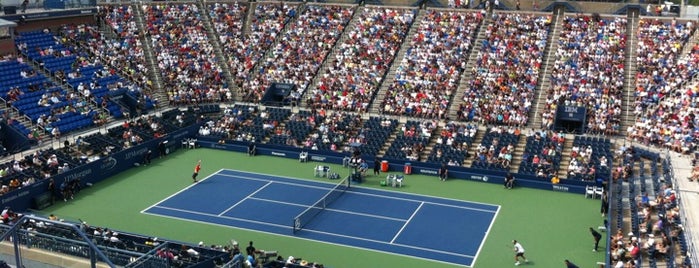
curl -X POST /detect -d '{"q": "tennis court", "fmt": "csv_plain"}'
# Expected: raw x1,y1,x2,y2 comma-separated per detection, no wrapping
142,169,499,267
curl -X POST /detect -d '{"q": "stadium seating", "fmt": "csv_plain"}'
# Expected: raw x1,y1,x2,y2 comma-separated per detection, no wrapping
384,120,436,160
567,136,612,181
144,3,229,105
380,10,483,118
307,7,415,112
209,2,294,89
546,15,626,134
471,126,520,171
240,5,354,103
459,13,550,125
427,122,477,165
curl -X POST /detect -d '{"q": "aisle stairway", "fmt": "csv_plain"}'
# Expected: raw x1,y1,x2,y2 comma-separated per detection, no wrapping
302,4,362,105
448,10,489,121
197,0,237,102
368,9,425,114
132,3,167,106
529,7,564,129
620,12,640,136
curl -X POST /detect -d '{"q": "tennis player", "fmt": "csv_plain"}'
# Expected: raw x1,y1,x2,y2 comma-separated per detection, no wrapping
192,160,201,183
513,240,528,265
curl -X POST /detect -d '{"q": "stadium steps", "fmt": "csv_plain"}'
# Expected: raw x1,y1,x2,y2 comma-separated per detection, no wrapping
368,8,424,115
132,3,167,105
56,32,140,120
620,13,639,137
680,24,699,56
448,10,489,121
21,53,105,127
529,8,563,130
243,2,306,100
198,0,238,103
462,125,487,167
508,135,529,173
377,122,403,159
302,4,362,106
557,137,574,179
240,1,253,37
96,16,117,40
419,125,444,161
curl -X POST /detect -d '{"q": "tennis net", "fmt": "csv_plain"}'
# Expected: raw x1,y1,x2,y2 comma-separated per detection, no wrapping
292,177,351,233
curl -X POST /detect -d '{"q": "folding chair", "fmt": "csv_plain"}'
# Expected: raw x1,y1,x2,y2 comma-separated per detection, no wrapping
299,152,308,162
386,174,395,186
585,185,595,199
395,175,404,188
314,166,323,177
594,186,604,199
188,139,197,149
181,139,189,149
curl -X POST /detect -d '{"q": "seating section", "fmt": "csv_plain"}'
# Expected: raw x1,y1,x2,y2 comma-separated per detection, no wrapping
471,126,520,171
567,136,612,180
241,5,354,103
268,110,316,147
199,105,283,143
384,120,436,160
356,117,398,157
518,130,565,177
546,15,626,134
144,4,230,105
0,57,60,125
628,19,699,152
459,13,550,125
0,218,228,267
14,31,98,134
209,2,295,88
59,24,156,117
97,5,152,90
381,10,483,118
610,147,687,268
307,7,415,112
305,111,358,152
427,122,477,166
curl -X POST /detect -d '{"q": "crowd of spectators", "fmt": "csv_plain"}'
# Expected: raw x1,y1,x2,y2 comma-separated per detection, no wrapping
608,146,687,268
209,2,295,90
473,126,520,169
306,7,414,112
304,110,361,153
381,10,483,118
432,122,477,166
91,6,152,91
521,129,565,178
628,18,698,153
545,15,626,134
458,13,549,125
241,5,354,103
144,4,230,105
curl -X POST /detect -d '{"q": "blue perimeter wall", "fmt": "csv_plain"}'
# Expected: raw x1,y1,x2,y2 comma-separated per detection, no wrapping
197,137,592,194
1,125,197,212
2,128,594,212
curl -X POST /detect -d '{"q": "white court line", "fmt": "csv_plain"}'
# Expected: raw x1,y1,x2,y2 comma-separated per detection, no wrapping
140,168,224,214
147,204,475,259
218,181,273,216
217,173,335,191
141,209,474,267
221,168,500,208
472,205,501,267
218,173,498,213
152,205,291,229
248,196,407,222
391,202,424,244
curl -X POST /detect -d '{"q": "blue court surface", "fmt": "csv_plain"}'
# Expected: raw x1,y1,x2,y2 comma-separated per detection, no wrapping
142,169,500,267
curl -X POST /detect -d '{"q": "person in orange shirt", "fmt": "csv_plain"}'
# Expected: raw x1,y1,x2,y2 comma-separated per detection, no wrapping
192,160,201,183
